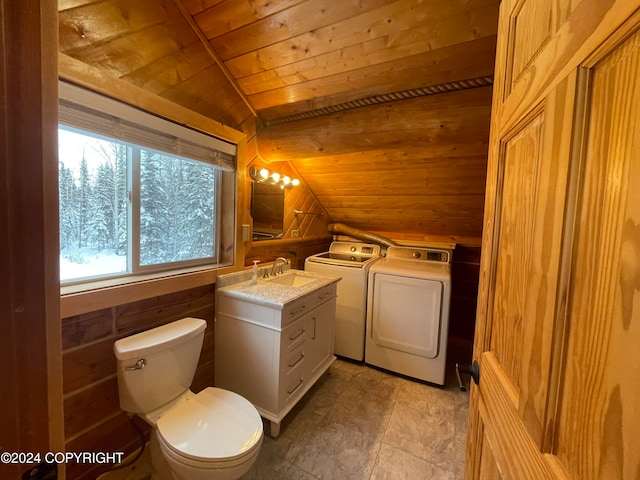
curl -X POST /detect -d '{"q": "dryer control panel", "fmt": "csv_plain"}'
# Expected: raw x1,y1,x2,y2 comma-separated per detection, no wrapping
386,246,451,264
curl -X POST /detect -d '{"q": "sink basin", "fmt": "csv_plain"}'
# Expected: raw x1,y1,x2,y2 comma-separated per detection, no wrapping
269,272,317,288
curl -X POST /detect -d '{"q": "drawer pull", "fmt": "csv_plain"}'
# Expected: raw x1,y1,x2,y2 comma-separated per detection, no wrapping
287,377,304,395
317,291,332,300
311,317,317,340
288,354,305,369
289,328,305,341
289,305,306,317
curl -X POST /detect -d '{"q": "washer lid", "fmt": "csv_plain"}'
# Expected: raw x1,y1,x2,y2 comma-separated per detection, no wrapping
157,388,263,462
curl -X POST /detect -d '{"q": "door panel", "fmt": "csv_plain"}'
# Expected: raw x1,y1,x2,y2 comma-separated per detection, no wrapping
468,1,640,479
555,27,640,479
479,353,557,479
478,422,504,480
474,67,577,476
507,0,554,93
505,0,582,96
489,111,543,393
487,73,578,451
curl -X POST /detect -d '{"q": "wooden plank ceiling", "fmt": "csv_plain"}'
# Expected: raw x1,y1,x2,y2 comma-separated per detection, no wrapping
58,0,499,240
59,0,498,125
185,0,499,124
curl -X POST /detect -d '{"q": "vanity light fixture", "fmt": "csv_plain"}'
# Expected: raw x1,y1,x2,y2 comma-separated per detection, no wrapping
249,166,299,189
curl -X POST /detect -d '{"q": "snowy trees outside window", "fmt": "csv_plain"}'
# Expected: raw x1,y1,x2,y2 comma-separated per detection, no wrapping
140,150,216,266
59,127,218,283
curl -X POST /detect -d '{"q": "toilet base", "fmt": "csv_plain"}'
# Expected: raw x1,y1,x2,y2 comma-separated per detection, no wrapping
149,434,174,480
150,429,261,480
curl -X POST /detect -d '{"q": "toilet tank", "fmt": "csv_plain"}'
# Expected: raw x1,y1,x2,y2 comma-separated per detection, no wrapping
114,317,207,414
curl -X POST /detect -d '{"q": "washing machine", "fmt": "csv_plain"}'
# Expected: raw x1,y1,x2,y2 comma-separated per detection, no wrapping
365,246,452,384
305,242,382,361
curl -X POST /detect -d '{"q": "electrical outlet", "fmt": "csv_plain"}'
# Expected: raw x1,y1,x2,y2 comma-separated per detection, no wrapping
242,224,250,242
291,230,299,238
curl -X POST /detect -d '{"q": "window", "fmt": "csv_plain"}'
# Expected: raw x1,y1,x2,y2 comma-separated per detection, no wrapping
58,83,236,284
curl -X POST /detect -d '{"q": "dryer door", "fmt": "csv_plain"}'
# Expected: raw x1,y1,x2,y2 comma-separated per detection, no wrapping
369,273,442,358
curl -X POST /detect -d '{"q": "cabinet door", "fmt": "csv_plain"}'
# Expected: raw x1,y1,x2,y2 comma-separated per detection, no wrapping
306,298,336,378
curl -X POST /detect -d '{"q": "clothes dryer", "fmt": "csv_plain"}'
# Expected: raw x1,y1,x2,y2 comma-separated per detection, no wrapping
365,246,451,384
305,242,382,361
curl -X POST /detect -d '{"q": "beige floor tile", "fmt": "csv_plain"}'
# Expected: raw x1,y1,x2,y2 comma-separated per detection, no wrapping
281,464,320,479
239,440,291,480
331,358,366,377
267,406,324,462
324,387,394,438
396,379,457,421
350,365,404,400
371,443,455,480
384,402,456,472
290,422,380,480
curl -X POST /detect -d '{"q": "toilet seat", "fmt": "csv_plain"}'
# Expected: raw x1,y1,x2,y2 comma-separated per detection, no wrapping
156,387,263,468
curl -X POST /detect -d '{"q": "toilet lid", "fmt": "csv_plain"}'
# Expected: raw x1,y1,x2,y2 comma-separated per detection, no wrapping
156,387,263,463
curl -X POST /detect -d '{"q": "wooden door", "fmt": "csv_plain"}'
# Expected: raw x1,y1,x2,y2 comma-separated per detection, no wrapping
467,1,640,479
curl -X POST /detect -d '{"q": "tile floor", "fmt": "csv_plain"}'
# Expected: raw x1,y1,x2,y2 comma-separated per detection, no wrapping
240,359,469,480
98,359,469,480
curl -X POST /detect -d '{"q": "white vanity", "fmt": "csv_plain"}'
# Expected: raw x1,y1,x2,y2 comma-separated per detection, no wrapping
215,268,340,436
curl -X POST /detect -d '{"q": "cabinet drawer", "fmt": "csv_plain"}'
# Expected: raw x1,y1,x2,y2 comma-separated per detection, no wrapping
281,343,306,376
282,296,309,326
307,283,337,310
282,315,307,352
279,346,306,408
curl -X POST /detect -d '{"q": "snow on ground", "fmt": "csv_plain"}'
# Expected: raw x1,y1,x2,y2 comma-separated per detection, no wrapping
60,249,127,282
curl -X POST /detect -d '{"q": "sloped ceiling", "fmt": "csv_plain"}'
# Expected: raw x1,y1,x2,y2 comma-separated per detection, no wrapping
58,0,499,239
59,0,498,127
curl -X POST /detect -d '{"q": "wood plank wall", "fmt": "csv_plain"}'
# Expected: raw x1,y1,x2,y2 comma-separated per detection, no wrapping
61,285,215,480
245,237,332,270
257,86,492,239
243,129,333,267
449,245,482,362
246,158,332,240
0,2,63,478
254,85,491,362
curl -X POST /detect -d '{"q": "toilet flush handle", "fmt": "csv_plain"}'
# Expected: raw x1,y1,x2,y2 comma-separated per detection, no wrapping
124,358,147,371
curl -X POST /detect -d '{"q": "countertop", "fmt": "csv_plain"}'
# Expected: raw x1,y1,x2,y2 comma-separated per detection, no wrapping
216,269,341,308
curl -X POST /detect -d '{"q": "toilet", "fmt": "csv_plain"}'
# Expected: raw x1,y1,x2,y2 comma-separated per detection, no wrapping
114,317,263,480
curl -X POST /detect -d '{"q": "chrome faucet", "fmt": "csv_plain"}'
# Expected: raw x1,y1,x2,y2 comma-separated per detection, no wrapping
270,257,288,276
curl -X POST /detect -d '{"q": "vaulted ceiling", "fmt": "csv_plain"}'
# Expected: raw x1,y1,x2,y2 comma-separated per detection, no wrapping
58,0,499,240
58,0,498,128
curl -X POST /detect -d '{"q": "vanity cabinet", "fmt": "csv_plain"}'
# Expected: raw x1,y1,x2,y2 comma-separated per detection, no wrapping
215,282,337,436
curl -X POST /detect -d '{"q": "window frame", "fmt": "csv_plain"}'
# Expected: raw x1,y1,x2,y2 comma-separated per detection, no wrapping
131,146,223,274
58,81,240,292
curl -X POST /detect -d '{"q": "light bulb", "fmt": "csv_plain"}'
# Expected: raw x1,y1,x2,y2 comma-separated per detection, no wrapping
282,176,291,185
259,168,269,179
271,172,280,182
292,178,300,186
